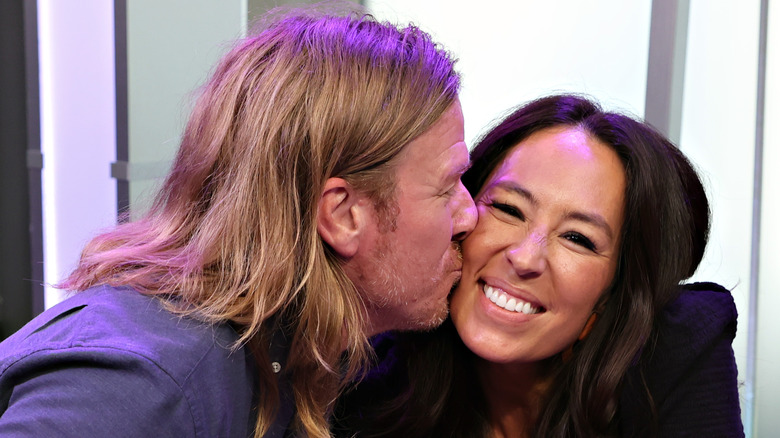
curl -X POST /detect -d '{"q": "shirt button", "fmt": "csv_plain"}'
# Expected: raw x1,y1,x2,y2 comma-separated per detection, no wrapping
271,361,281,373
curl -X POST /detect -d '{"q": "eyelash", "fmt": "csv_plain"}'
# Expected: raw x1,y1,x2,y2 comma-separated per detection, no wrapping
562,232,597,251
439,186,455,198
489,202,597,252
489,202,525,220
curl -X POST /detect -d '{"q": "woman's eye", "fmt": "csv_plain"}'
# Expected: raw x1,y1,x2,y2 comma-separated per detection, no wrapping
562,232,596,251
490,202,525,220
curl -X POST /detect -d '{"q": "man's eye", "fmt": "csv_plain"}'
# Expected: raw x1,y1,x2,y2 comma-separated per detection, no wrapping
490,202,525,220
440,186,456,197
562,232,596,251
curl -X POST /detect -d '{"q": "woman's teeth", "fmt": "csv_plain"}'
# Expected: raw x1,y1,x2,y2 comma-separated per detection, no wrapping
484,285,540,315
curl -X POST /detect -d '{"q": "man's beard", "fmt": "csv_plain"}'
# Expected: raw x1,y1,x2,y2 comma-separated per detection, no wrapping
360,234,451,332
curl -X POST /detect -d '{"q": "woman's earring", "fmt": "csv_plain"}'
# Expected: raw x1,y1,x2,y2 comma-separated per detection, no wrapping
562,312,599,362
578,312,599,341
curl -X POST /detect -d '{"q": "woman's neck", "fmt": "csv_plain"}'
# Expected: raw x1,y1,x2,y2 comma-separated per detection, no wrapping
475,357,554,438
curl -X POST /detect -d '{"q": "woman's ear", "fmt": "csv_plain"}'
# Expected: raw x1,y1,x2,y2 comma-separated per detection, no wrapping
317,178,366,258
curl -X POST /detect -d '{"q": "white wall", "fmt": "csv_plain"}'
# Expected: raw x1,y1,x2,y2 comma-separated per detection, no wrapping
680,0,760,432
38,0,118,307
367,0,652,145
755,0,779,434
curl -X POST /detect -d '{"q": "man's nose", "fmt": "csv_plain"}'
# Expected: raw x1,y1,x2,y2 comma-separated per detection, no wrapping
452,182,477,241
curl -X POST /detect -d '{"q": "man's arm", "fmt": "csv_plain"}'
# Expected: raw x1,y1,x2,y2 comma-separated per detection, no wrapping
0,347,197,437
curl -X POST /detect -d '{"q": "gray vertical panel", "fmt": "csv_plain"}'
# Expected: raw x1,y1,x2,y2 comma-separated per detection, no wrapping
115,0,129,218
644,0,689,143
747,0,768,435
24,0,44,317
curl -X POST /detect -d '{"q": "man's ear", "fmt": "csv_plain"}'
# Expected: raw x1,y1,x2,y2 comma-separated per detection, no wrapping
317,178,368,258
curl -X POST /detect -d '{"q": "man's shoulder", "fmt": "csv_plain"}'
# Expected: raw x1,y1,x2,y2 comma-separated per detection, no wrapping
0,285,250,385
0,285,258,436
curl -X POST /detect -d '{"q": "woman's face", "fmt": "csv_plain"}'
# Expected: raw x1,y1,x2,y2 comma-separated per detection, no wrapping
450,126,626,365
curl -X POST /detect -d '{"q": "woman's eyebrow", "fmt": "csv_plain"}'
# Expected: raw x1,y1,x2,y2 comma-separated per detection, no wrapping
491,180,538,207
565,211,615,240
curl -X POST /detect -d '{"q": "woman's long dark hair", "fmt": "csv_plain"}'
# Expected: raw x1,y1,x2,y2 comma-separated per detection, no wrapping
333,94,710,437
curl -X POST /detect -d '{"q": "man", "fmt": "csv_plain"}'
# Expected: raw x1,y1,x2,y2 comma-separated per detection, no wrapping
0,10,476,438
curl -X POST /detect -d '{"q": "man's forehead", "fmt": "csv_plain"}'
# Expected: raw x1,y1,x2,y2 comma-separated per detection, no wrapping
401,139,469,176
393,99,466,178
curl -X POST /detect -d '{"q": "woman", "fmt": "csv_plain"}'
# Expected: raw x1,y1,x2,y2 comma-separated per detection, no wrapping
333,94,743,437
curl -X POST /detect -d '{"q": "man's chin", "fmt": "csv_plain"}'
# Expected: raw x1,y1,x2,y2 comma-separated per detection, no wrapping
423,312,449,332
410,302,450,332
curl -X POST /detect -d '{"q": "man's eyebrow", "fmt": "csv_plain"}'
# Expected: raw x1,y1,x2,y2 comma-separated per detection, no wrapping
442,160,471,184
455,161,473,177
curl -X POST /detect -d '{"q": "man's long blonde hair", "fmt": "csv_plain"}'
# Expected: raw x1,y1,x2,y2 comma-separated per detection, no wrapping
59,10,460,438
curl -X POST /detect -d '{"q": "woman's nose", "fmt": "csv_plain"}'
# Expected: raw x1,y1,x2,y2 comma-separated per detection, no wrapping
506,231,547,277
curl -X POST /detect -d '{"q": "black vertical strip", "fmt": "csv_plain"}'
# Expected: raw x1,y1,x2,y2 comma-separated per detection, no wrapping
745,0,768,434
24,0,44,318
0,0,34,338
115,0,130,218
